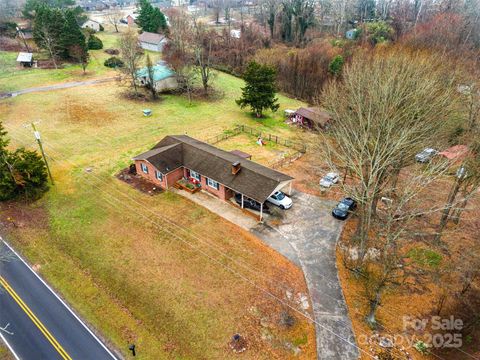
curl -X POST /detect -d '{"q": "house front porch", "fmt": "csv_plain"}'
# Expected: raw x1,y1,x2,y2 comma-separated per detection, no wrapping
171,186,259,230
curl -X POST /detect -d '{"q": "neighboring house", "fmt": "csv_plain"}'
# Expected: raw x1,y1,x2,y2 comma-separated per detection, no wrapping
16,52,33,67
292,107,332,130
136,64,177,92
138,31,167,52
346,28,358,40
125,14,136,26
78,0,108,11
82,19,102,32
133,135,294,219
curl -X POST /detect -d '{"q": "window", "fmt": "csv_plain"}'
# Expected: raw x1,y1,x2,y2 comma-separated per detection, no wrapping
155,170,163,181
190,170,201,181
207,178,219,190
141,163,149,174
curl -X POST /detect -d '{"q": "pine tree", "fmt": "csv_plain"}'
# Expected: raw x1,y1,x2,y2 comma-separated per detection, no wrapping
136,0,167,33
33,5,65,67
62,9,86,59
0,122,48,201
236,61,279,118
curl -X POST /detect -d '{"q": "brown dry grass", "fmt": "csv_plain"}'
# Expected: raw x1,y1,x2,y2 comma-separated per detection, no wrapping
0,73,315,359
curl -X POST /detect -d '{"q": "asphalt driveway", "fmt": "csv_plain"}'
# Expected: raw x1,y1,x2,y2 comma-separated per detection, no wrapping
252,191,359,360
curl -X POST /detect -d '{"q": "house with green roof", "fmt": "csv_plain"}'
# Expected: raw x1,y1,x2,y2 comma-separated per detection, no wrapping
136,64,177,92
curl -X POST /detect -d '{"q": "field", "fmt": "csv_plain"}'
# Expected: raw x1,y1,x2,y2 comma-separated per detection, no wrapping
0,30,153,93
0,65,318,359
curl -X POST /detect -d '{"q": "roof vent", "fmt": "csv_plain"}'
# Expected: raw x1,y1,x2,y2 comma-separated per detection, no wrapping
232,161,241,175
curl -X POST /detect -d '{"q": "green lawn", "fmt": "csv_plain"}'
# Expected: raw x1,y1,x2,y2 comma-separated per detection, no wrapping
0,31,125,93
0,72,315,359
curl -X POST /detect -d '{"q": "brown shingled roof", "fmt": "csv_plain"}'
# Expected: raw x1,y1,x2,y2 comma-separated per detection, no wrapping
138,31,165,45
133,135,293,203
296,107,331,128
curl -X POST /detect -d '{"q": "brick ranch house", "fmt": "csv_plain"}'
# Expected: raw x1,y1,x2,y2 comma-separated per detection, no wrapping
133,135,294,219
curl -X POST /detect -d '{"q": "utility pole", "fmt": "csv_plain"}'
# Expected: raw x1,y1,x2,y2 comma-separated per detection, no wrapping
31,123,54,185
16,27,31,53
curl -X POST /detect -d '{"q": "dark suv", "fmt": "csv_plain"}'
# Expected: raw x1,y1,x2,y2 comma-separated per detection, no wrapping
234,194,270,213
332,197,357,220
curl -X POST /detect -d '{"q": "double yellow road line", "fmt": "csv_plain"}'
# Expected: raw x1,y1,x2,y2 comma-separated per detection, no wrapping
0,276,73,360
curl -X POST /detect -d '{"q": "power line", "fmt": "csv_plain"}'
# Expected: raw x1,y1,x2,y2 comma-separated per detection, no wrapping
6,128,375,359
8,125,478,360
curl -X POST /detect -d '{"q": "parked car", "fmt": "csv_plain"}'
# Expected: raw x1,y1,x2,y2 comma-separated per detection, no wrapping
234,193,270,213
332,197,357,220
320,172,340,188
415,148,438,163
267,191,293,210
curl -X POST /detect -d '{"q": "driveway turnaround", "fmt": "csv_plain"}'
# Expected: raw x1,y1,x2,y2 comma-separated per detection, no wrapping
0,239,118,360
252,191,359,360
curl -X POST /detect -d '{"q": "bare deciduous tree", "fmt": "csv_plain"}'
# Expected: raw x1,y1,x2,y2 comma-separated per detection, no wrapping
320,49,459,263
118,29,143,96
106,8,123,33
192,19,214,96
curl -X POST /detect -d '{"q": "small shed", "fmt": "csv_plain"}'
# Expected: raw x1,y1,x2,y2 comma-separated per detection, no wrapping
346,29,358,40
138,32,167,52
126,14,136,26
292,107,332,130
82,19,101,32
16,52,33,67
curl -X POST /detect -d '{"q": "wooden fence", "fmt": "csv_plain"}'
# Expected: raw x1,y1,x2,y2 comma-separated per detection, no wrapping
205,125,307,153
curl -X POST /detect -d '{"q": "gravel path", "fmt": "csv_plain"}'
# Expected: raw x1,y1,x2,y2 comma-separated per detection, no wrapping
0,77,116,99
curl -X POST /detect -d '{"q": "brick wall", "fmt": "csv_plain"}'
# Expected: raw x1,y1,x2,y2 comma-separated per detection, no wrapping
135,160,184,189
136,161,234,201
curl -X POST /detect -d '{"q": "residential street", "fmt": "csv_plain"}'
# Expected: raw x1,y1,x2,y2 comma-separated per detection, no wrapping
0,239,118,360
253,191,359,360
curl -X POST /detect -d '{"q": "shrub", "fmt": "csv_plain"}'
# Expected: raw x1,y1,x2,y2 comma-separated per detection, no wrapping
99,24,104,31
104,48,119,55
328,55,344,76
87,35,103,50
104,56,124,68
406,247,442,269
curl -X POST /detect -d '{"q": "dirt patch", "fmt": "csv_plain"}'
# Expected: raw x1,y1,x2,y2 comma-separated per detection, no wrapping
64,96,115,125
0,201,48,233
116,167,163,196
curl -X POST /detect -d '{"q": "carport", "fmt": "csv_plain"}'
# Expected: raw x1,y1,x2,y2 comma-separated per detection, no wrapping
231,178,293,221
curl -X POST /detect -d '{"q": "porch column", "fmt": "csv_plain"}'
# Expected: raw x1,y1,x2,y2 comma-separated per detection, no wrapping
241,194,244,208
260,202,263,221
287,182,292,195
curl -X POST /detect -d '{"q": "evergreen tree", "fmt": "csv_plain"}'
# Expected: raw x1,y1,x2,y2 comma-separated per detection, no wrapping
33,5,65,67
236,61,279,118
0,122,48,201
136,0,167,33
328,55,345,77
62,9,86,59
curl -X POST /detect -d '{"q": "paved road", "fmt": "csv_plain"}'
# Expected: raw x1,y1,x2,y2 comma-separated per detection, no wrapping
0,78,116,99
0,239,119,360
252,191,359,360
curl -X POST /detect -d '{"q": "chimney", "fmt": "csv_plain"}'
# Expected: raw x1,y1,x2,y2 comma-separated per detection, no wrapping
232,161,241,175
